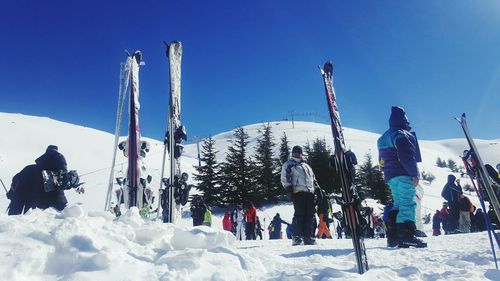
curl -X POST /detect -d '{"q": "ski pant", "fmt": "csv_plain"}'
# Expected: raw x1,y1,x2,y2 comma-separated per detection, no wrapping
388,176,416,223
291,191,315,238
316,214,332,238
459,211,471,233
448,203,460,231
246,223,256,240
235,222,244,240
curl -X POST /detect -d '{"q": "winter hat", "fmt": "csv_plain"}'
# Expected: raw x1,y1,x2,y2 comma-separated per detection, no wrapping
389,106,410,129
447,174,456,183
46,145,58,152
292,145,303,154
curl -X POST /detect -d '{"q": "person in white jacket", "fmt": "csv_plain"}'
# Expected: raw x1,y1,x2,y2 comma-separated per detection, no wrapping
232,204,245,240
281,145,317,246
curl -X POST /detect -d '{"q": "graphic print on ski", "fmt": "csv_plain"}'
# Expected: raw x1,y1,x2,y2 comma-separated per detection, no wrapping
159,41,183,223
456,113,500,230
319,61,368,274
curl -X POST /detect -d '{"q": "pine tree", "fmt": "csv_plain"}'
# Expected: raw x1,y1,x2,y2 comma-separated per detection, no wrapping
356,153,392,204
193,136,221,206
356,153,375,197
279,132,290,164
219,127,257,205
254,123,281,202
447,159,458,172
436,157,447,168
305,138,340,194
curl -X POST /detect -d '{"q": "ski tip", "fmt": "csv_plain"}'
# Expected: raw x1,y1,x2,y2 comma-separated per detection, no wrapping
454,113,466,123
124,49,131,57
318,65,324,74
163,40,170,57
323,61,333,74
133,51,142,64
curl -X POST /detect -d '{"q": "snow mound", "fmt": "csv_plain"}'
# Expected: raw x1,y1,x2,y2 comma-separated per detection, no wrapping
0,208,242,280
172,225,236,250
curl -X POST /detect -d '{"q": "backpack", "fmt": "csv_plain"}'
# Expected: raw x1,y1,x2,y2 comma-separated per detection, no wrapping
42,170,81,192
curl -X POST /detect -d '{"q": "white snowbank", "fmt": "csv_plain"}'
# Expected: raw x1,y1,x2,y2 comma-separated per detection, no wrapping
1,208,500,280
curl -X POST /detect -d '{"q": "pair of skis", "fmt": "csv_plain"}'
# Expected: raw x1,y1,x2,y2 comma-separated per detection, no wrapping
158,41,185,223
105,51,144,211
319,61,369,274
456,113,500,269
105,42,185,224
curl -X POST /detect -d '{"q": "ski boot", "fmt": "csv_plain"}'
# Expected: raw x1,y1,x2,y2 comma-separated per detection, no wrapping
386,210,399,248
303,236,317,245
397,221,427,248
292,236,303,246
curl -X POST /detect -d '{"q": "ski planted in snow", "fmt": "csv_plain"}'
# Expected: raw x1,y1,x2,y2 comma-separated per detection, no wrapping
457,113,500,269
127,51,142,208
319,61,369,274
457,113,500,226
158,41,188,223
105,51,153,213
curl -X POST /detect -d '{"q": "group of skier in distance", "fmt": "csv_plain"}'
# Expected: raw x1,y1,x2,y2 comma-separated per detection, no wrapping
5,106,500,250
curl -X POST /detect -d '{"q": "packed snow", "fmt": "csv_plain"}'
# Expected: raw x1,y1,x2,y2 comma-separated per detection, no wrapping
1,112,500,280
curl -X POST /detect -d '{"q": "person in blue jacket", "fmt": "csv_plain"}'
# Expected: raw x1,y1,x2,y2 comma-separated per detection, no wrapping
377,106,426,248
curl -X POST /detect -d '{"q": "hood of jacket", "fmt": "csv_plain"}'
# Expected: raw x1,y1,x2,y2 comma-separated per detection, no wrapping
389,106,410,129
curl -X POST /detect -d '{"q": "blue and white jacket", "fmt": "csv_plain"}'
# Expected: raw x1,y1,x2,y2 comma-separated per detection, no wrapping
377,106,421,182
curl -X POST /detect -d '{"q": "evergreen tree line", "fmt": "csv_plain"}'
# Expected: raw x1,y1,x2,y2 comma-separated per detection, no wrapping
436,157,461,172
193,124,392,207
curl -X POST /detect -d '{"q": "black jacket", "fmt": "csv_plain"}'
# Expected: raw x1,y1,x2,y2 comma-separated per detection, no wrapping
441,175,462,203
8,150,69,215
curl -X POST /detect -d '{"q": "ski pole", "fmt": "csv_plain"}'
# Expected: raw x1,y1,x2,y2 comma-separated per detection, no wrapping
0,178,8,193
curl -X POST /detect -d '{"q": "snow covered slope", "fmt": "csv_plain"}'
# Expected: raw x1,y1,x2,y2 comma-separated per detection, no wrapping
1,112,500,280
1,113,499,216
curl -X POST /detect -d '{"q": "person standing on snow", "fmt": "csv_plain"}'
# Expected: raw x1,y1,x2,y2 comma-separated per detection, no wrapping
441,175,463,233
203,206,212,227
432,210,442,236
281,145,317,246
232,204,245,240
244,203,257,240
269,213,288,239
377,106,426,248
315,188,333,239
255,215,264,240
457,194,474,233
222,211,233,232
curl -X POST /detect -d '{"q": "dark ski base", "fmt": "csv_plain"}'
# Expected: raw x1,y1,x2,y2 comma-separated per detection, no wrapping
320,61,369,274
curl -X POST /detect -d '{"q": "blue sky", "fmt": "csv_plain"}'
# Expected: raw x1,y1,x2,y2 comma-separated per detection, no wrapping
1,1,499,141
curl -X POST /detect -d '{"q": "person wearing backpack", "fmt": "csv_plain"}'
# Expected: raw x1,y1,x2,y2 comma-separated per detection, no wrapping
281,145,317,246
441,175,463,233
8,145,82,215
